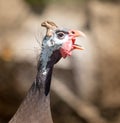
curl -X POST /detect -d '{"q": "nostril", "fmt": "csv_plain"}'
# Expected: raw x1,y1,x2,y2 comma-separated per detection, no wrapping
71,31,75,34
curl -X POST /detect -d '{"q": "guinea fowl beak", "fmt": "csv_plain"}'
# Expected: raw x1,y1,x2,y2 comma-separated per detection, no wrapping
69,30,85,50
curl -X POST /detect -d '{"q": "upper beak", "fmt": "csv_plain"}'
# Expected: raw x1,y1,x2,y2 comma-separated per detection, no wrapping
69,30,86,38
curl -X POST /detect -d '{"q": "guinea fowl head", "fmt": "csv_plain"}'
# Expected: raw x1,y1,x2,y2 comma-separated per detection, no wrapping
38,21,86,96
40,21,85,68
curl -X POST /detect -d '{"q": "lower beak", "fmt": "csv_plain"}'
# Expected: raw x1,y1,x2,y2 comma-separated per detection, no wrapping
72,44,84,50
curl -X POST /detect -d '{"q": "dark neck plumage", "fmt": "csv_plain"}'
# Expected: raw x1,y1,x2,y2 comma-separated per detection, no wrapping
35,49,62,96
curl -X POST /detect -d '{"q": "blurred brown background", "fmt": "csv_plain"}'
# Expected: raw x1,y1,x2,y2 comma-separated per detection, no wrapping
0,0,120,123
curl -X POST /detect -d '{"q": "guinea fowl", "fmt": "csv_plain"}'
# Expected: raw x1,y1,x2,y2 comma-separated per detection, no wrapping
9,21,85,123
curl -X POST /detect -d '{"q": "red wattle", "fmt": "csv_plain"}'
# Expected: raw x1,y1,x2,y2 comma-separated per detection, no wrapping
60,40,73,58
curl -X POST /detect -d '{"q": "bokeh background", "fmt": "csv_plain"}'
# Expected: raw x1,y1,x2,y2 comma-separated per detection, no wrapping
0,0,120,123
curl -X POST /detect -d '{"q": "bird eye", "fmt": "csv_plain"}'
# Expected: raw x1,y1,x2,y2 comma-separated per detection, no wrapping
57,32,65,39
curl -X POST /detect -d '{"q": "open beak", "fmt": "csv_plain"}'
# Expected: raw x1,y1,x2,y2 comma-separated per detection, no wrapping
69,29,86,50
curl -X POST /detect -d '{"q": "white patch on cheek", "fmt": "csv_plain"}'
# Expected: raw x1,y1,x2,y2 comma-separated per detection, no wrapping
46,40,55,47
53,35,70,46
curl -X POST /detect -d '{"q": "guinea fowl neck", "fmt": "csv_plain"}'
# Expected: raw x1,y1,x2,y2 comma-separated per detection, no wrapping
36,49,62,96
